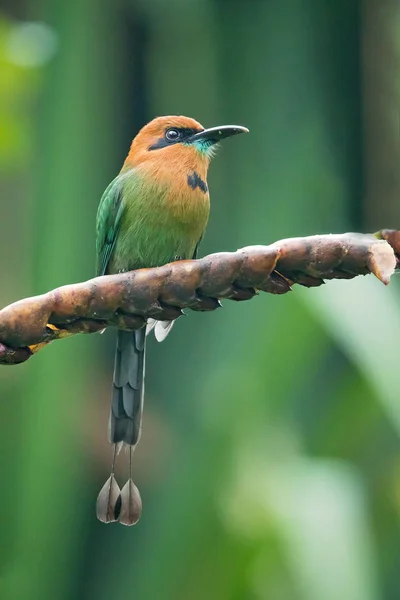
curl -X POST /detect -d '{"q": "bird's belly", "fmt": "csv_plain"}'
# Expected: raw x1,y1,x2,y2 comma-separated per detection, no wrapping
108,217,204,273
107,183,209,274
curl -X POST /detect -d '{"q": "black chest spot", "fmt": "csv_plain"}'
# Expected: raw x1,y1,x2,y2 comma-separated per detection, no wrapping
187,171,208,193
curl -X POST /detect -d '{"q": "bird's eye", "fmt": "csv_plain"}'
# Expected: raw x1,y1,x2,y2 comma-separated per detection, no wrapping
165,128,181,142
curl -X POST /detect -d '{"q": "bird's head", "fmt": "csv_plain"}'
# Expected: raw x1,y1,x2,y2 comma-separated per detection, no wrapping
123,115,248,173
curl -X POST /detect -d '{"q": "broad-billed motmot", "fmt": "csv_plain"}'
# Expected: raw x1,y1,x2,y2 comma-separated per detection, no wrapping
96,115,248,524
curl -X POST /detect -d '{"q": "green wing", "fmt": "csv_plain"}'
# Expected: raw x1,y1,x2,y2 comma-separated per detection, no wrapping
193,236,203,259
96,176,125,276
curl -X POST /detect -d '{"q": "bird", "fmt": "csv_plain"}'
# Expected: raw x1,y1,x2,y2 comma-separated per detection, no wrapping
95,115,248,524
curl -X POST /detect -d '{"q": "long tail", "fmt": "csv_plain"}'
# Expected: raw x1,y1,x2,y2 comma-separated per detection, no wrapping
97,324,175,525
109,328,146,446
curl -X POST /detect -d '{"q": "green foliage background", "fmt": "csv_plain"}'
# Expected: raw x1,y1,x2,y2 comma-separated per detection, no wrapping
1,1,400,599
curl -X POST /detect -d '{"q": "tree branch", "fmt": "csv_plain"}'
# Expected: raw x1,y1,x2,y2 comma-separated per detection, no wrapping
1,229,398,366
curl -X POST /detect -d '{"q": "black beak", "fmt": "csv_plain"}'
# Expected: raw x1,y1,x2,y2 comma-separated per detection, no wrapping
188,125,249,145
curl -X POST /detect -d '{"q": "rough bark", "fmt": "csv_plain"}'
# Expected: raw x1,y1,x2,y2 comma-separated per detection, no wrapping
0,230,398,366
